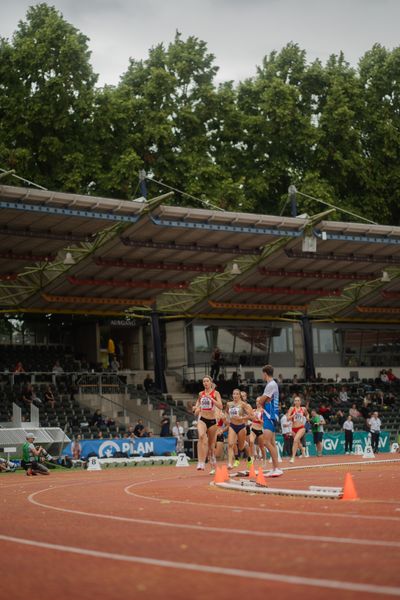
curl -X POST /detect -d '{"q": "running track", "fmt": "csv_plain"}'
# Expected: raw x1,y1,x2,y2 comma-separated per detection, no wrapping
1,455,400,600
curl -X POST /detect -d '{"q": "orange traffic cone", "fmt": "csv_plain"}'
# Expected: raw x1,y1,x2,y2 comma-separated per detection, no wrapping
248,463,256,479
342,473,359,501
256,468,267,487
220,464,230,482
214,467,225,484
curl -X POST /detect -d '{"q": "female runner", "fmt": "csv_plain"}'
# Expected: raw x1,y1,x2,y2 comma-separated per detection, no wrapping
194,376,222,471
287,395,309,463
249,397,266,465
226,388,254,469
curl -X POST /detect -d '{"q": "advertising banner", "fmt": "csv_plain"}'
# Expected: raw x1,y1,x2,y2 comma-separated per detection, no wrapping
275,431,390,457
64,436,177,458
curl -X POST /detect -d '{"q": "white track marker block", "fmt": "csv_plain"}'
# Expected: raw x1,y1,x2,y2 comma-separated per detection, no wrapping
354,444,363,456
175,453,190,467
87,456,102,471
362,445,375,459
390,442,399,453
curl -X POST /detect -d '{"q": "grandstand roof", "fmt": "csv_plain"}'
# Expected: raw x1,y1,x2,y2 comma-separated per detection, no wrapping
1,183,400,322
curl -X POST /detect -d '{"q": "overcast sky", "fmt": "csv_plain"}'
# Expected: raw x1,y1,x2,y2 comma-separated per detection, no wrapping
1,0,399,86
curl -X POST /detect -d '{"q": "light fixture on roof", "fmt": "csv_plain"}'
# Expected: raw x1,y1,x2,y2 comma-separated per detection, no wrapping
230,262,241,275
301,235,317,253
381,270,390,283
63,252,75,266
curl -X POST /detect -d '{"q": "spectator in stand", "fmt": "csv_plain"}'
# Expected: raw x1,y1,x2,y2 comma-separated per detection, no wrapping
160,413,170,437
380,369,389,384
210,347,222,381
96,431,104,440
105,416,115,428
71,435,82,460
316,372,323,383
335,373,342,383
172,420,185,453
387,368,397,383
143,373,154,393
14,361,26,374
375,390,385,407
110,356,120,372
368,411,382,453
133,419,145,437
277,373,284,384
21,383,41,406
349,403,361,419
339,386,348,403
292,374,299,384
343,415,354,454
44,385,56,409
91,408,104,427
52,360,64,374
318,402,331,422
335,409,346,427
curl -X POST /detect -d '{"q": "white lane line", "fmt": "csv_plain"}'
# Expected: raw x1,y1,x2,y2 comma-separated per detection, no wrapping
26,485,400,550
1,533,400,596
125,480,400,523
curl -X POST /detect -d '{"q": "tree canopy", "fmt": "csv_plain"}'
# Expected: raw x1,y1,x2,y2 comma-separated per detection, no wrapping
1,4,400,224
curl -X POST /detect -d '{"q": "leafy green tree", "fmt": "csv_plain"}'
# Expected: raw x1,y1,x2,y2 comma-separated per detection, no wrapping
0,3,97,191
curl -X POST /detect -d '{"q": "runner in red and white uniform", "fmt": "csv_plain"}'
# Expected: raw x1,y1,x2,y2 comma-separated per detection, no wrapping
194,376,222,472
287,396,309,463
249,397,266,465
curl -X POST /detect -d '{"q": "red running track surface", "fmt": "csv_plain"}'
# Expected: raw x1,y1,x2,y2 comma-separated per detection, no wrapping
1,454,400,600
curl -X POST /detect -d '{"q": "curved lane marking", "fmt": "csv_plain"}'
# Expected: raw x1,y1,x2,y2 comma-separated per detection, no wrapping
0,533,399,596
24,481,400,549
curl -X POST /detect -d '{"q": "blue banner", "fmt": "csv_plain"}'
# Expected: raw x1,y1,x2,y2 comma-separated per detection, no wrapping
64,436,177,458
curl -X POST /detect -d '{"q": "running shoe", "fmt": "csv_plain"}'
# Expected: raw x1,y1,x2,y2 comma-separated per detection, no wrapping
233,459,240,468
227,464,233,470
247,457,253,466
266,468,283,477
289,457,294,463
209,468,216,475
196,462,205,471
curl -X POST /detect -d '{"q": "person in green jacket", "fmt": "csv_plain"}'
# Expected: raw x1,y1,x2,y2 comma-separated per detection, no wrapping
21,433,50,476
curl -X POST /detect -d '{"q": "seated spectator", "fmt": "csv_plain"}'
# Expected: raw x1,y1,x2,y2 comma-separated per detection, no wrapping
14,361,25,374
339,386,348,403
96,431,104,439
143,373,154,393
71,435,82,460
91,408,104,427
110,356,120,372
334,373,342,383
292,374,299,384
44,385,56,409
318,402,331,421
375,390,385,407
335,409,346,427
21,383,41,406
349,403,361,419
133,419,145,437
380,369,389,384
277,373,284,384
387,368,397,382
52,360,64,374
105,416,115,427
160,413,170,437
